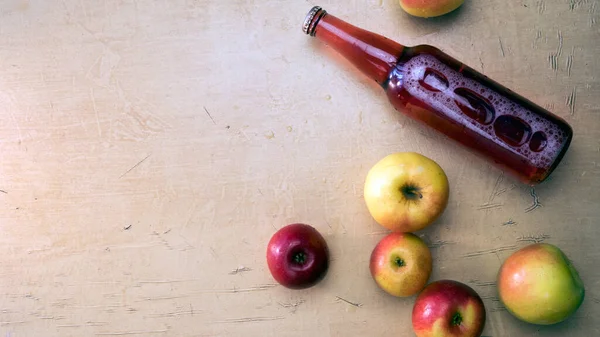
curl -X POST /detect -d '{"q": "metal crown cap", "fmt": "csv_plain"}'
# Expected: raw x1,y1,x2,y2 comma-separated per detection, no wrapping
302,6,326,36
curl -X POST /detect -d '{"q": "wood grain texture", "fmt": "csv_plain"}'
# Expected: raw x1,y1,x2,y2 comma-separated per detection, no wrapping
0,0,599,336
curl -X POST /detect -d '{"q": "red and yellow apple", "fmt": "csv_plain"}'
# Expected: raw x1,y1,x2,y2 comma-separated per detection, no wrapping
497,243,585,325
399,0,465,18
370,232,432,297
412,280,486,337
363,152,449,232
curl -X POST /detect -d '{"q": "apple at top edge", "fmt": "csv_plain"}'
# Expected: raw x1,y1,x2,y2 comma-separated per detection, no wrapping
364,152,449,232
399,0,465,18
266,223,330,290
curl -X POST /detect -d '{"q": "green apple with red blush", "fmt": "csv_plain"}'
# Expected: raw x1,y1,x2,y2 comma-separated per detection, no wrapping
364,152,450,233
370,232,432,297
497,243,585,325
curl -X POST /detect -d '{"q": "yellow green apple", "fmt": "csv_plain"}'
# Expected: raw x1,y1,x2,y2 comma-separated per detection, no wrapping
497,243,585,325
369,232,432,297
363,152,449,232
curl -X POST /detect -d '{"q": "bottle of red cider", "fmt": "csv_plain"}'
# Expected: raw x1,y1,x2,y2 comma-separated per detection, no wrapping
302,6,573,185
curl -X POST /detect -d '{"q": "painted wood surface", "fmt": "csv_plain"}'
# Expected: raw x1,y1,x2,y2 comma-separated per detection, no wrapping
0,1,598,336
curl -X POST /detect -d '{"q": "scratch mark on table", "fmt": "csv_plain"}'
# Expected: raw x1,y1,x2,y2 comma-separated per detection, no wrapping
517,234,551,243
137,279,199,284
557,30,563,57
278,299,305,313
532,29,542,49
428,240,457,249
36,315,66,320
544,102,555,111
569,0,579,11
498,37,505,57
87,322,108,326
214,316,284,324
491,306,507,312
566,47,574,77
525,187,542,213
366,230,389,236
144,309,197,318
335,296,362,308
90,87,102,137
477,203,504,211
549,53,558,71
462,245,517,258
96,329,169,336
537,0,546,14
478,55,485,73
488,172,504,203
204,106,216,125
79,0,89,22
548,30,564,72
502,219,517,226
0,321,27,326
229,266,252,275
58,321,107,328
139,284,277,301
0,190,6,194
120,154,151,178
220,284,277,294
566,87,577,115
8,107,23,144
468,279,496,287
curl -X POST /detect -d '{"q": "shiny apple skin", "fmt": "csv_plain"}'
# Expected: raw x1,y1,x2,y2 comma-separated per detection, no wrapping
266,223,330,289
412,280,486,337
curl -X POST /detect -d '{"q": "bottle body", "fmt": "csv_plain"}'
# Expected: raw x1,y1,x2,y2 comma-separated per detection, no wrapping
304,6,572,185
386,45,572,184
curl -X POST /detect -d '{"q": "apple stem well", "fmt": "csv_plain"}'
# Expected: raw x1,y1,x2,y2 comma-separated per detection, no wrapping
401,185,423,200
292,251,307,265
451,312,463,326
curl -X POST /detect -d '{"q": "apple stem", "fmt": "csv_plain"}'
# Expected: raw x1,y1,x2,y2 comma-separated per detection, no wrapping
401,185,423,200
451,312,462,326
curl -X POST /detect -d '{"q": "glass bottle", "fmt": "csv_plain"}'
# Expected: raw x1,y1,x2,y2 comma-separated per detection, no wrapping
302,6,573,185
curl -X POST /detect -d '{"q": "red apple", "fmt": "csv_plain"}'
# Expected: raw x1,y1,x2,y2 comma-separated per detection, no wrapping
412,280,486,337
266,223,329,289
370,232,432,297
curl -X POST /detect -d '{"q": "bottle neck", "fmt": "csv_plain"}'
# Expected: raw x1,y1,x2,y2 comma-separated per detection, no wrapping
304,7,405,86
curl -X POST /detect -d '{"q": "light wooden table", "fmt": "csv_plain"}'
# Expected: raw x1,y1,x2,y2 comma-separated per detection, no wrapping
0,1,598,336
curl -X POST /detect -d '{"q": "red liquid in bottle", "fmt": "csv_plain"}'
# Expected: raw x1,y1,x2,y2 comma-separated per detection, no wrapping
303,6,573,185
